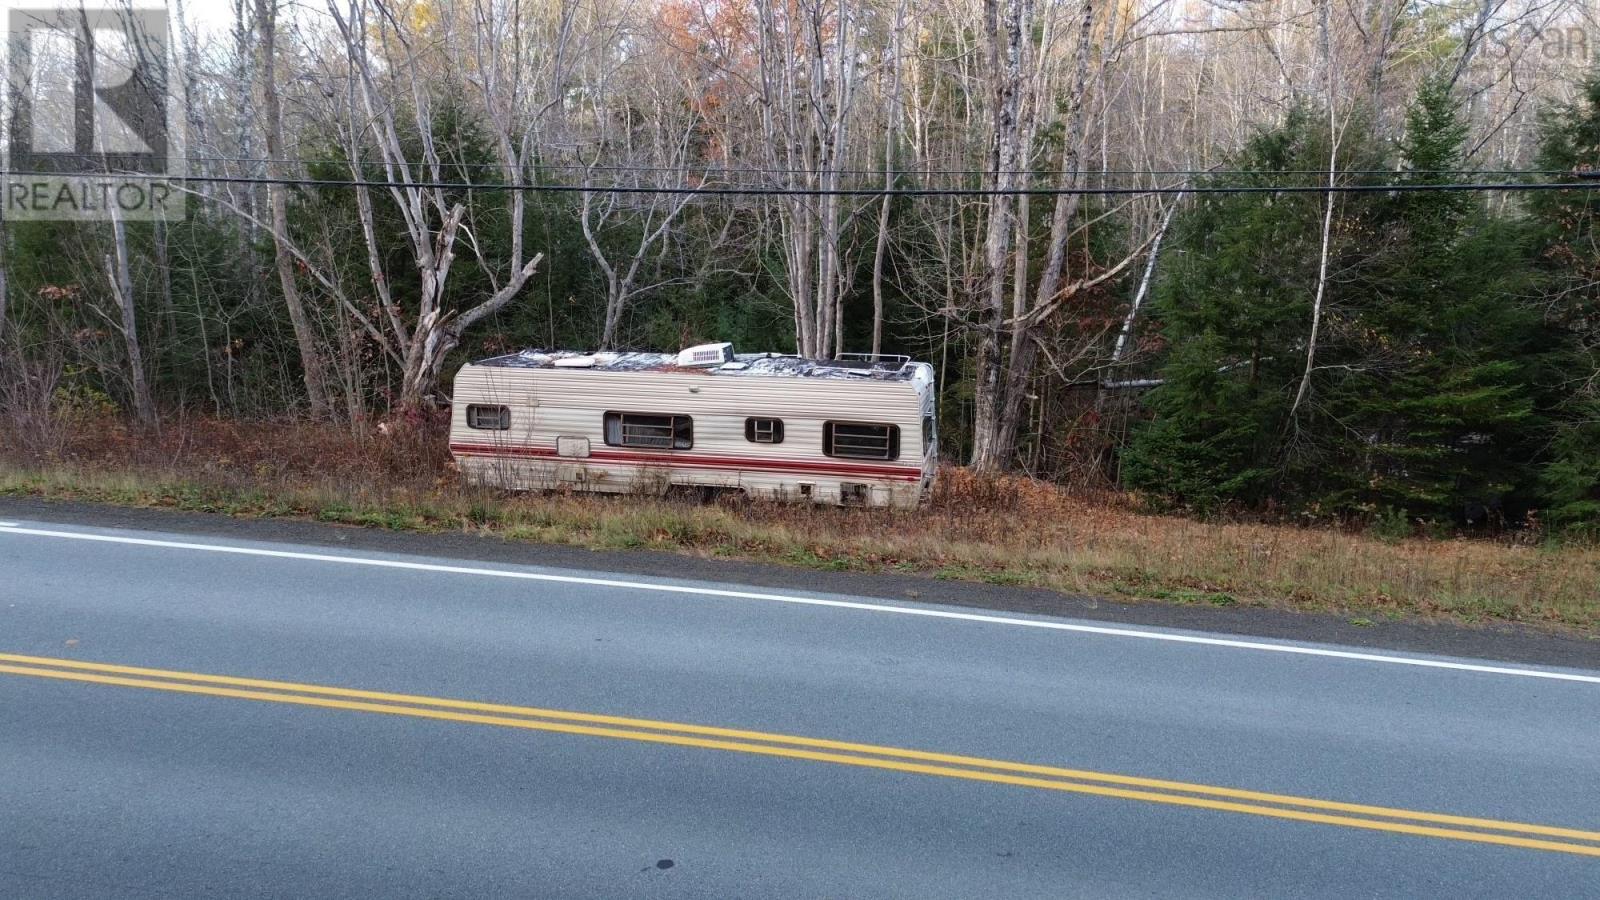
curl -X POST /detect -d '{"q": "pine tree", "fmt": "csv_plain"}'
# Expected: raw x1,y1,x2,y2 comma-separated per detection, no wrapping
1127,83,1549,524
1308,75,1545,524
1122,108,1376,512
1530,75,1600,531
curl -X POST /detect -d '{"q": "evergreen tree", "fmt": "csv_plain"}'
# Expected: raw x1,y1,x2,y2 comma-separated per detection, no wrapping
1122,107,1377,512
1529,75,1600,530
1128,83,1548,524
1309,76,1545,524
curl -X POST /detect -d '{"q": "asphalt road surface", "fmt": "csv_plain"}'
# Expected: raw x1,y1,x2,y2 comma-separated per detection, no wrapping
2,514,1597,898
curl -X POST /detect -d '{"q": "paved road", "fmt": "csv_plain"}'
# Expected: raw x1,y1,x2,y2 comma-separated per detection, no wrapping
1,516,1597,898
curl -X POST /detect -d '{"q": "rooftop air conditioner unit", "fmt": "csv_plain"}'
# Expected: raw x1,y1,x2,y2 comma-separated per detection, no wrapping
676,342,735,367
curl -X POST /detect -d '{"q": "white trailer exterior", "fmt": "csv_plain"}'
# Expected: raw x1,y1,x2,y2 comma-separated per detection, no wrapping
448,347,937,507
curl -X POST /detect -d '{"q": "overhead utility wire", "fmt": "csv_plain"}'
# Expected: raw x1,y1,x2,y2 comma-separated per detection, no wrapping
167,153,1588,180
24,170,1600,196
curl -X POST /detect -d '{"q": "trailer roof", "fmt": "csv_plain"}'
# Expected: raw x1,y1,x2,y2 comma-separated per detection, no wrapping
472,350,924,382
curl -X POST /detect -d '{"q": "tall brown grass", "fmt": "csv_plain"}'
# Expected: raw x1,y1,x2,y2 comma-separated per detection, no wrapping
2,416,1596,634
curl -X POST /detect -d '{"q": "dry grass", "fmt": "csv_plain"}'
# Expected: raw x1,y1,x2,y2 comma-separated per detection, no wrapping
3,416,1597,635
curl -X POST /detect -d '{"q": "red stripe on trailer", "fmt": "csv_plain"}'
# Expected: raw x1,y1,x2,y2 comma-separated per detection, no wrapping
449,443,925,481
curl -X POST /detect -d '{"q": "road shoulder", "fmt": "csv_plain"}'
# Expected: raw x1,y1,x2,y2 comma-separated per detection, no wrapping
3,495,1595,672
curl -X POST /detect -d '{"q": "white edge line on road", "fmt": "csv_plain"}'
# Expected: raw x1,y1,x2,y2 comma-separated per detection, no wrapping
1,523,1596,685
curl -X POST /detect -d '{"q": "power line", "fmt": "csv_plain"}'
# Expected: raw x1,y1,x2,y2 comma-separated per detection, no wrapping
170,153,1586,180
24,170,1600,196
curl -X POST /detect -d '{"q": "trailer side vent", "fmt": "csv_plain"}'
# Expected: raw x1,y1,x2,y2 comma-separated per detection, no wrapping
840,483,869,505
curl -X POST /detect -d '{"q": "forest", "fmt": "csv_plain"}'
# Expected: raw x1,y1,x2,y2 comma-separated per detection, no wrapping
2,0,1599,535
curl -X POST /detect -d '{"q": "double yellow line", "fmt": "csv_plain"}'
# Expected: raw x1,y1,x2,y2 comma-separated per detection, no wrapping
4,651,1598,858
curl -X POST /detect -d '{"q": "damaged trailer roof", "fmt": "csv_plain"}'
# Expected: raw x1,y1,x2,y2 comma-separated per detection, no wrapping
472,350,921,382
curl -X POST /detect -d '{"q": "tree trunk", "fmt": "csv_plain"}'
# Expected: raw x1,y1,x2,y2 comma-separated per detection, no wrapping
870,191,892,358
399,322,458,410
600,295,624,350
1291,139,1339,420
327,0,548,413
0,209,8,349
108,217,156,426
154,221,176,348
583,185,692,352
756,0,853,361
990,0,1096,469
1107,194,1184,390
970,0,1027,472
870,0,904,360
1447,0,1497,92
1291,0,1341,421
789,213,818,356
258,0,332,419
231,0,259,237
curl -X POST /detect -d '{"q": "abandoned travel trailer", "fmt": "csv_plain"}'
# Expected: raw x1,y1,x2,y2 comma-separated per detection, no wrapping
448,344,938,507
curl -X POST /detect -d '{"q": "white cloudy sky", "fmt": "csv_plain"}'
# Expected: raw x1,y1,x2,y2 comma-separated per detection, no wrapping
179,0,331,38
180,0,242,35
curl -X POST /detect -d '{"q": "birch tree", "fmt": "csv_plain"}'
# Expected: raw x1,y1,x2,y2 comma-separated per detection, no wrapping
322,0,552,409
756,0,860,358
574,19,702,349
258,0,332,418
969,0,1152,470
1289,0,1344,423
106,212,156,425
869,0,909,357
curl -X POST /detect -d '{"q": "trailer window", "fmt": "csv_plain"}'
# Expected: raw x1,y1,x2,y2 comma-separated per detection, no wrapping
824,422,899,461
603,412,693,450
466,404,510,430
744,417,784,444
922,415,935,455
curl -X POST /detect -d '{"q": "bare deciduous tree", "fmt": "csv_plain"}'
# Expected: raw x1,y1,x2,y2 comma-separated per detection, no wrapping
756,0,860,358
258,0,332,418
322,0,552,408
